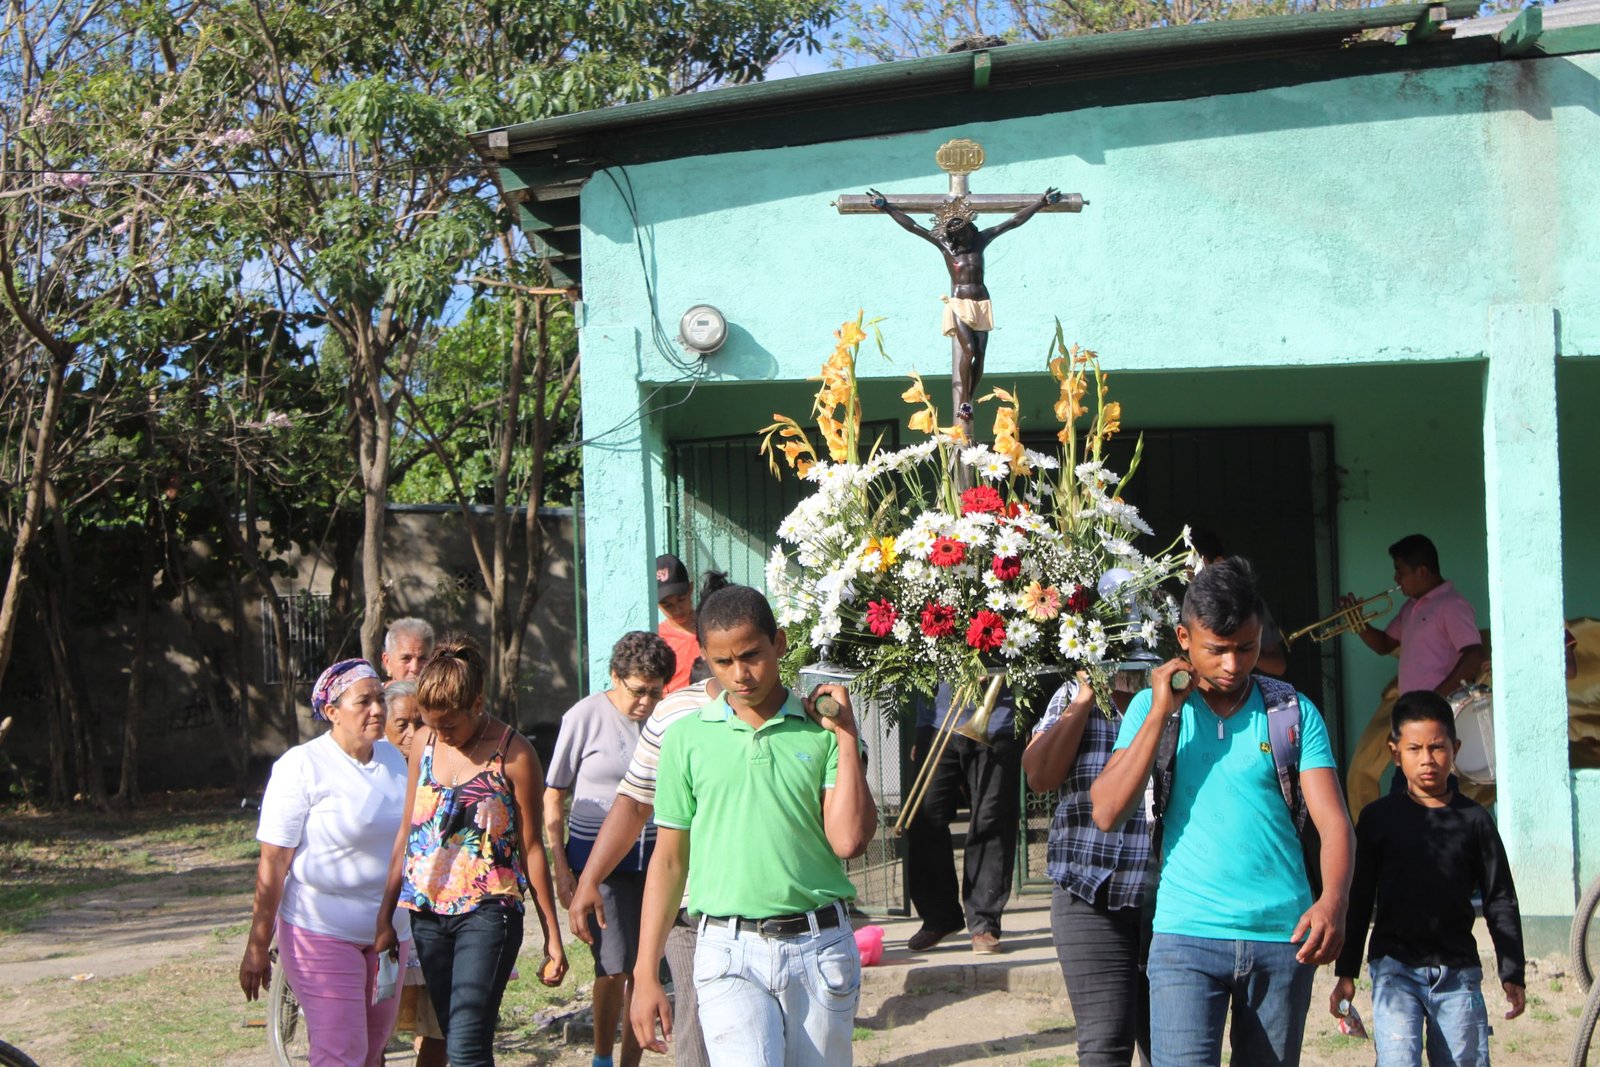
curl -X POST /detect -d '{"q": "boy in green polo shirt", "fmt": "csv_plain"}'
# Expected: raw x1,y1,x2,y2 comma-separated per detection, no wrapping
630,584,877,1067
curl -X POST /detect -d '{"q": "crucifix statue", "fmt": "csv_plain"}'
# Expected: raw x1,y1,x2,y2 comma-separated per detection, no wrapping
837,140,1086,471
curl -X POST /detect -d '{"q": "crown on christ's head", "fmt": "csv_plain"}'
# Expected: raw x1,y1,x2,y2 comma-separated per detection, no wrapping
931,195,978,233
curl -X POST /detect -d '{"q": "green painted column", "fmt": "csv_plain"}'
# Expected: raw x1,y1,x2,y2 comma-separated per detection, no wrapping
1483,304,1573,916
576,323,660,690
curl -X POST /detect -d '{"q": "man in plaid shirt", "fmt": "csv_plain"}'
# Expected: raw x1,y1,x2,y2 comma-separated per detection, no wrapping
1023,676,1152,1067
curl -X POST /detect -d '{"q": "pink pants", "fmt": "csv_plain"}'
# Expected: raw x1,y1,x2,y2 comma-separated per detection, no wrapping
278,920,409,1067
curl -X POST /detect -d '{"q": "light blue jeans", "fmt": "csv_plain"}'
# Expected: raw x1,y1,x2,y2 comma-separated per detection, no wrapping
693,904,861,1067
1147,932,1315,1066
1370,956,1492,1066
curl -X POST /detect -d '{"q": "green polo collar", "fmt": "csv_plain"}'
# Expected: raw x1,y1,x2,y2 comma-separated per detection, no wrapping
697,690,805,729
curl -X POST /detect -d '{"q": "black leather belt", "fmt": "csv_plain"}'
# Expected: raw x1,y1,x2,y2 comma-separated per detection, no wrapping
703,904,843,939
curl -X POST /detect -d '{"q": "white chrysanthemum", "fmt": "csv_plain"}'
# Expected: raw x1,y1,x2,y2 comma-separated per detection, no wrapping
1014,512,1051,534
897,529,936,561
1024,449,1060,471
960,444,993,467
977,455,1010,481
892,618,912,642
1011,619,1041,648
1100,533,1139,559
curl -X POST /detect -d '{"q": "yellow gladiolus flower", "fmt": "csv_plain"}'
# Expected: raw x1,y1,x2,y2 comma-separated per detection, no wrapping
1101,401,1122,439
796,458,813,478
908,409,936,434
901,378,930,405
836,320,867,348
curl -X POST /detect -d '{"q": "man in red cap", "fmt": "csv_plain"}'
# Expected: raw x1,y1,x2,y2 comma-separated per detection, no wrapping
656,553,698,693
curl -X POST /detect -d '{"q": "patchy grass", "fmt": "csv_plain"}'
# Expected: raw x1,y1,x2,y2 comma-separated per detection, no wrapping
0,792,258,936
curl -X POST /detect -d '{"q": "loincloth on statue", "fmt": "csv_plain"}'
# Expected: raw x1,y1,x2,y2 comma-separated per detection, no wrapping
941,296,994,336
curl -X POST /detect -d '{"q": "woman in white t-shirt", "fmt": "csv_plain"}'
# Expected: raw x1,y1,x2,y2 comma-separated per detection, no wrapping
239,658,413,1067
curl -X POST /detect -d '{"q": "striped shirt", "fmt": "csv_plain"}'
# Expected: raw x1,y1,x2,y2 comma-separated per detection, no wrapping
616,679,717,806
1033,681,1152,911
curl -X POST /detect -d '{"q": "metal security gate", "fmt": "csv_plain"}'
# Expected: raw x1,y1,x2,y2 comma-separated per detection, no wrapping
1016,423,1341,892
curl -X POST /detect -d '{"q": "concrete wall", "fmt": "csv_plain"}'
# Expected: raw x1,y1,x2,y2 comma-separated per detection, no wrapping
573,49,1600,914
1,507,581,793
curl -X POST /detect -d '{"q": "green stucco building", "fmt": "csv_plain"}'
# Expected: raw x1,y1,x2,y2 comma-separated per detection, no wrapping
472,2,1600,930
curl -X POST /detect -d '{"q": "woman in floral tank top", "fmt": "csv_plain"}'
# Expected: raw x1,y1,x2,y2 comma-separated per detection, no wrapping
378,636,566,1066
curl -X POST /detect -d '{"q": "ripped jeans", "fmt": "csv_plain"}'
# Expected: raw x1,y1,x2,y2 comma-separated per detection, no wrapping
1370,956,1492,1067
693,903,861,1067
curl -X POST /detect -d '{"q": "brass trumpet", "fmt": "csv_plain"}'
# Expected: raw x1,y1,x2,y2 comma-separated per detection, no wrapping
1284,587,1399,650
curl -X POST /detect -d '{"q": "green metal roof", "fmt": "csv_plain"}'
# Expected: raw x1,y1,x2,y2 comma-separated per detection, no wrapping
468,1,1559,288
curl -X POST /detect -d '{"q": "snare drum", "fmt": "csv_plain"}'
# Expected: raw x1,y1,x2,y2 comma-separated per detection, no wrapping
1448,683,1496,786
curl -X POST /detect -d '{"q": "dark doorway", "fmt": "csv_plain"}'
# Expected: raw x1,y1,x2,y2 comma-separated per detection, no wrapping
1097,424,1345,758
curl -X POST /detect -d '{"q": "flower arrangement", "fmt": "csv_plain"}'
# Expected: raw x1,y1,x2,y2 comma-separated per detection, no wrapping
759,314,1193,717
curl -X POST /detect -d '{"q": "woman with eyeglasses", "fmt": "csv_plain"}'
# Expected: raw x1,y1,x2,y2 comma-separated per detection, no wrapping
240,659,412,1067
380,680,446,1067
545,631,677,1067
376,635,567,1067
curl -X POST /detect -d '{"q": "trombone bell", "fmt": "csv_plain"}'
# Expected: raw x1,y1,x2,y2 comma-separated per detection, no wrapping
953,674,1008,745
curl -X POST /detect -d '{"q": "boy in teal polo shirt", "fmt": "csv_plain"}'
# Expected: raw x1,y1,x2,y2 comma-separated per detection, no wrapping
1091,558,1355,1066
630,584,876,1067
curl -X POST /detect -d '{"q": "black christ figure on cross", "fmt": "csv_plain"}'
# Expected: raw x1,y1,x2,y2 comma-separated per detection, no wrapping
866,187,1061,427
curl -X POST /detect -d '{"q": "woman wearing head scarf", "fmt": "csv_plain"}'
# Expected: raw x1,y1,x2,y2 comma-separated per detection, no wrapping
239,658,414,1067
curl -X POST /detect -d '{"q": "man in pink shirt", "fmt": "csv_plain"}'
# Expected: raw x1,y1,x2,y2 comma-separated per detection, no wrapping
1345,534,1485,811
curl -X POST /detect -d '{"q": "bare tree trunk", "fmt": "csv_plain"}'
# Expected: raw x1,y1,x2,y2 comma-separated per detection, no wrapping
0,353,65,693
354,348,395,665
37,571,104,804
114,497,157,806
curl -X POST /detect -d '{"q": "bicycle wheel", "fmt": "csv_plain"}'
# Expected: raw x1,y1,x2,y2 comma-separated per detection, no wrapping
1571,980,1600,1067
267,949,312,1067
0,1039,41,1067
1572,874,1600,994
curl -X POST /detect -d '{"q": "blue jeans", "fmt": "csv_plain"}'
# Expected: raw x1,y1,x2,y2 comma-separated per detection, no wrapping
1147,932,1315,1066
410,898,524,1067
693,904,861,1066
1370,957,1492,1066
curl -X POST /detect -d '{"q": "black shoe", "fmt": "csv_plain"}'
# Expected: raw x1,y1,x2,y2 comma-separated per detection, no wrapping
906,925,961,952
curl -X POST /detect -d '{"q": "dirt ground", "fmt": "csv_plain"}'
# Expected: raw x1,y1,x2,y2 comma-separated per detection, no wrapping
0,798,1591,1066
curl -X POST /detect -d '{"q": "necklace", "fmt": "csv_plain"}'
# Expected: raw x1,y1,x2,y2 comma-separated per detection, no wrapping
449,714,491,788
1202,681,1252,741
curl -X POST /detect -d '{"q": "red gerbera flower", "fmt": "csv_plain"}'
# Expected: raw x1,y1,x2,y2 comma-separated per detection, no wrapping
960,485,1004,516
865,599,898,638
991,555,1022,581
966,610,1006,653
929,537,966,568
920,602,957,638
1065,583,1094,614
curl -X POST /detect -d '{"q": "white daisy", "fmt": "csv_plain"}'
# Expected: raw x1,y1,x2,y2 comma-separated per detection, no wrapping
992,529,1025,557
999,635,1024,659
986,590,1011,611
977,455,1010,481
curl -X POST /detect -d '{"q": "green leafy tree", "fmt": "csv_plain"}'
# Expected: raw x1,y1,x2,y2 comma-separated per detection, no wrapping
175,0,833,663
834,0,1399,61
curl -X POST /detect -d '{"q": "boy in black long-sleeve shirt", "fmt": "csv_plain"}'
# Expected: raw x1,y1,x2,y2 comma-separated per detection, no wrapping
1332,690,1524,1066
